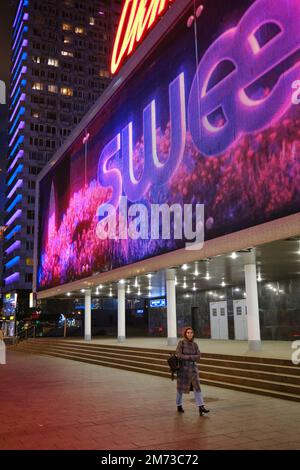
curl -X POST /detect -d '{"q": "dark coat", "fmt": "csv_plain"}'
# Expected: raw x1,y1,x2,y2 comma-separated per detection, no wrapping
176,339,201,394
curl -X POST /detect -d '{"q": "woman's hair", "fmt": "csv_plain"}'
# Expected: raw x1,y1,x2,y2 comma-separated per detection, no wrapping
183,326,194,340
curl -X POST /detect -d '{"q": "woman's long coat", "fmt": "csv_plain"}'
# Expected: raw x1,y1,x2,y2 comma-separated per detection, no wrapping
176,339,201,394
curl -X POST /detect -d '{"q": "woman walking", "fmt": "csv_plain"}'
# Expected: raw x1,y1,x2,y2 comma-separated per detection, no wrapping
175,327,210,416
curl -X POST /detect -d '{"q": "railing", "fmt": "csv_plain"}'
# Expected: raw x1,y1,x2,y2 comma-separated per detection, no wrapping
17,325,36,343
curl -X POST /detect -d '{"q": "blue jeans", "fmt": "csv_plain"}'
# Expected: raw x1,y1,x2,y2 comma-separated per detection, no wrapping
176,390,204,407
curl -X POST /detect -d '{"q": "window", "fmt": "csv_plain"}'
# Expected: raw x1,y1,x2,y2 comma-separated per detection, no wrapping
89,17,95,26
26,241,34,250
31,110,39,119
62,23,73,31
25,273,33,283
48,58,59,67
29,166,40,175
33,56,41,63
99,69,110,78
27,210,35,220
32,82,44,91
75,26,85,34
27,195,35,204
63,36,72,44
61,87,73,96
28,180,36,190
61,50,74,58
47,112,57,120
48,84,58,93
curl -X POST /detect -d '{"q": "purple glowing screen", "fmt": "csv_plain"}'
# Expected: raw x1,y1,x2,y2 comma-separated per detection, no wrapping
37,0,300,290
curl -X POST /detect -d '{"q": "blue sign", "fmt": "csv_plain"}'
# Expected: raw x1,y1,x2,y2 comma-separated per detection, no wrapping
150,299,166,308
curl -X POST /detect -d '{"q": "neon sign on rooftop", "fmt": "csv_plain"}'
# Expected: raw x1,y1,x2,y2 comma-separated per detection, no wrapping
111,0,174,75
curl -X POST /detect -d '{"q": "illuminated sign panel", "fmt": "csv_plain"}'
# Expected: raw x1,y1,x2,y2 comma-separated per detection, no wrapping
150,299,166,308
111,0,174,74
38,0,300,291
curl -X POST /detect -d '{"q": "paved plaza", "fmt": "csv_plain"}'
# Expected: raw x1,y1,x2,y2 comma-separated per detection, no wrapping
0,351,300,450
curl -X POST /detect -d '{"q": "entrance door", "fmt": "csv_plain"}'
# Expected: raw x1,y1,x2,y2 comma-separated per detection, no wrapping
209,301,229,340
233,299,248,340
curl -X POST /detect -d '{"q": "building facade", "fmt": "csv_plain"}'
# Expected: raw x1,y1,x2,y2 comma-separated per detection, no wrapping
34,0,300,346
3,0,121,324
0,86,8,306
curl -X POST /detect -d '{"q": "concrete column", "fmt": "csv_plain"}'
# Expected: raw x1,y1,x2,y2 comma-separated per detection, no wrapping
244,263,261,351
166,268,177,346
84,289,92,341
118,282,126,343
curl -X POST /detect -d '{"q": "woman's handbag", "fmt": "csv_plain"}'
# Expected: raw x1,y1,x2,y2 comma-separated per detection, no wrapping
167,353,182,380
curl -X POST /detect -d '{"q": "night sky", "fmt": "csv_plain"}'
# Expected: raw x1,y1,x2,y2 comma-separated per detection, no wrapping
0,1,15,92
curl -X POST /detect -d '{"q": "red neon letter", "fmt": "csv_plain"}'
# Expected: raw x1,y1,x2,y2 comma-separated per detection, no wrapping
111,0,173,75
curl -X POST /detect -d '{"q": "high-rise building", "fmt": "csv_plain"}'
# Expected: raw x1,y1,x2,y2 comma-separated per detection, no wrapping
3,0,121,317
0,85,8,302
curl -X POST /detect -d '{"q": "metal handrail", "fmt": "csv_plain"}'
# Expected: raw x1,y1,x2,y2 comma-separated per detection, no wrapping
17,325,36,343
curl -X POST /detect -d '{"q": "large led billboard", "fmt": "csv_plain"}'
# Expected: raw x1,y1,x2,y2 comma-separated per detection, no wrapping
37,0,300,291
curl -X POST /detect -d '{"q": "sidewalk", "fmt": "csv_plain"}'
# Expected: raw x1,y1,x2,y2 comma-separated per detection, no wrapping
0,351,300,450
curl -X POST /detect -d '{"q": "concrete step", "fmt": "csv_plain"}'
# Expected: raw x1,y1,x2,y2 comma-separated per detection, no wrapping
14,339,300,401
15,342,300,386
20,339,300,374
24,339,294,365
15,346,300,403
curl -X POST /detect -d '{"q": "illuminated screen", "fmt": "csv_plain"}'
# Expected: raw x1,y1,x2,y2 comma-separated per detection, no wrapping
150,299,167,308
38,0,300,291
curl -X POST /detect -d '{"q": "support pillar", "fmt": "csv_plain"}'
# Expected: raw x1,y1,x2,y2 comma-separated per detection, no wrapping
84,289,92,341
118,281,126,343
166,268,177,346
244,262,261,351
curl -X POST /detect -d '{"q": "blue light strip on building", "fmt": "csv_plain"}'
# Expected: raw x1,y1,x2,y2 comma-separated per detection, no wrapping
10,93,26,122
13,35,27,62
11,68,27,98
12,39,28,72
7,164,24,188
7,150,24,173
13,11,29,46
6,195,22,213
9,136,24,160
5,227,22,243
12,52,27,84
9,107,25,135
9,121,25,148
13,0,28,30
12,24,28,54
11,82,26,108
5,256,21,269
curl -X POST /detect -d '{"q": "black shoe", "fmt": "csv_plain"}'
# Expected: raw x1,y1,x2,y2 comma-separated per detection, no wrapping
199,405,210,416
177,405,184,413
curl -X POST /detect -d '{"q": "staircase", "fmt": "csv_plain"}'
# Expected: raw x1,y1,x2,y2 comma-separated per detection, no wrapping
13,338,300,402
